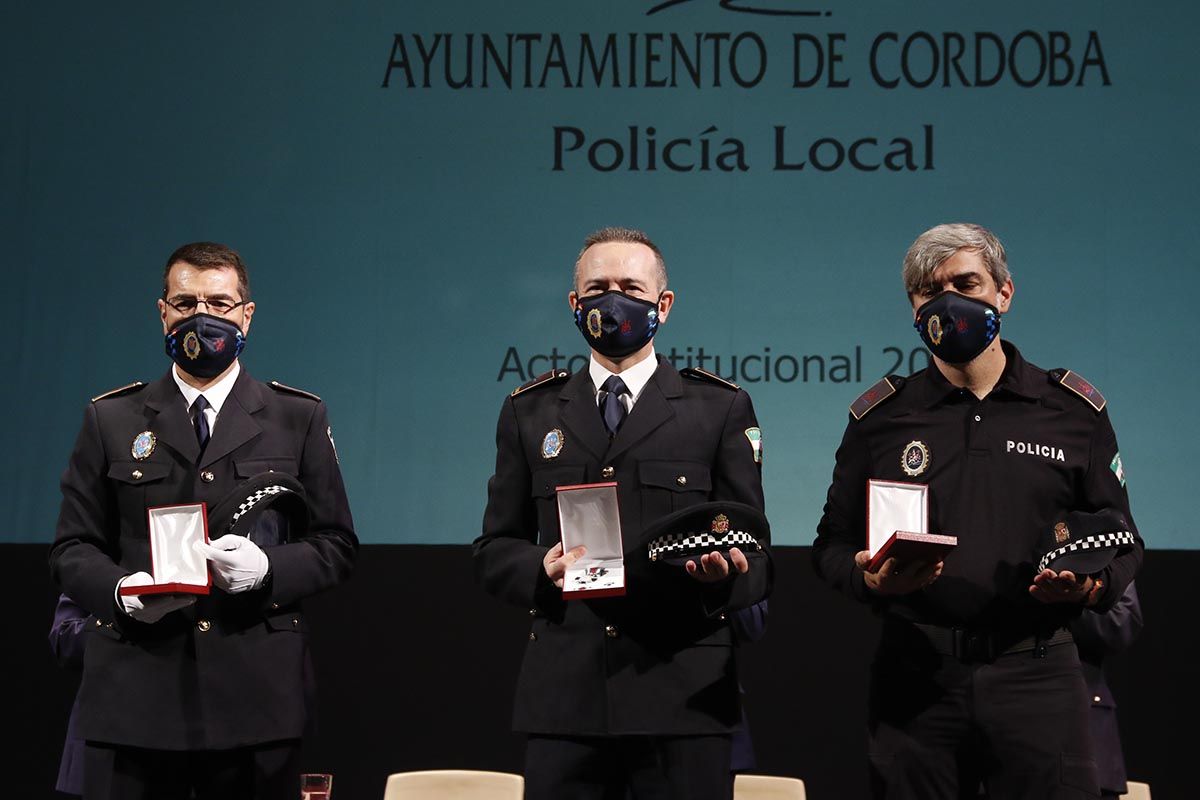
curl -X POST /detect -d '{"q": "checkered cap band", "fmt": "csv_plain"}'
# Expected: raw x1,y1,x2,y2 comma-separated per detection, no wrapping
1037,531,1136,573
648,530,761,561
229,485,295,529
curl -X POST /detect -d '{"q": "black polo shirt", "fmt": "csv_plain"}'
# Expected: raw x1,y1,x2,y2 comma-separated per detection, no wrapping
813,340,1143,633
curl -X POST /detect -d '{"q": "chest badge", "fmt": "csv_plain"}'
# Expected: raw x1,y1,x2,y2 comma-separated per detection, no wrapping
131,431,157,460
900,440,930,477
541,428,565,459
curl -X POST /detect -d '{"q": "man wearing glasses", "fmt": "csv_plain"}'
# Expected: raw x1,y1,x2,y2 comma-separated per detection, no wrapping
49,242,357,799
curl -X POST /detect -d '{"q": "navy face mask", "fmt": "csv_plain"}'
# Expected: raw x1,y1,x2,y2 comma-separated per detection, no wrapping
165,313,246,378
914,291,1001,364
573,290,660,359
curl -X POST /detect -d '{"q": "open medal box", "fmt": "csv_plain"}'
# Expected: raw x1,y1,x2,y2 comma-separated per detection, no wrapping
866,479,956,572
118,502,212,596
556,481,625,599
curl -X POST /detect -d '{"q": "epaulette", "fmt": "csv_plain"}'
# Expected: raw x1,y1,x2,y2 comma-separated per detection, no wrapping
268,381,321,402
680,367,739,390
511,369,571,397
91,381,145,403
850,375,903,421
1048,369,1105,413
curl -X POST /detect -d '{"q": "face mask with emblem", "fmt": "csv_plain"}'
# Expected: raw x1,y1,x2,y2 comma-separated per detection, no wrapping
573,290,660,359
164,313,246,379
913,291,1001,365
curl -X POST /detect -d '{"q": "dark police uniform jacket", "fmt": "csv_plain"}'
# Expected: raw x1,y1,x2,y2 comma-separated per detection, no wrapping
474,356,771,736
48,368,357,751
1069,582,1143,794
813,341,1143,635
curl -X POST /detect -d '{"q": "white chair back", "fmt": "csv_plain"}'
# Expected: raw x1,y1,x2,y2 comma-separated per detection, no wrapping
1120,780,1152,800
382,770,524,800
733,773,807,800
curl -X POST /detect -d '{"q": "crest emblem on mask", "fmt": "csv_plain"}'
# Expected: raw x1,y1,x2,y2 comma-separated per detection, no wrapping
586,308,603,338
927,315,943,346
901,440,930,477
183,331,202,360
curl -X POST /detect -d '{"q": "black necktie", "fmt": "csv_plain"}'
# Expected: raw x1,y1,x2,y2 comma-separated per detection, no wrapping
193,395,211,450
599,376,630,437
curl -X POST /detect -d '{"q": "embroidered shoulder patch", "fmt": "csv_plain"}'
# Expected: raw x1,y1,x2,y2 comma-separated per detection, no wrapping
511,369,571,397
269,381,321,402
1054,370,1106,413
850,377,898,420
681,367,739,390
1110,453,1126,487
91,381,145,403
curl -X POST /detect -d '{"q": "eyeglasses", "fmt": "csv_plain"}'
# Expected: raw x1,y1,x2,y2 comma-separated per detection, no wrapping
164,296,247,316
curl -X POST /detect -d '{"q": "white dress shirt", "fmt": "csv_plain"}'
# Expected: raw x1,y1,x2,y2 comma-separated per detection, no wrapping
588,347,658,414
172,361,241,435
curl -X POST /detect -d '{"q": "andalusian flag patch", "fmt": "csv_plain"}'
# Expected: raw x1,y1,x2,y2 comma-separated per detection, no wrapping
1110,453,1126,487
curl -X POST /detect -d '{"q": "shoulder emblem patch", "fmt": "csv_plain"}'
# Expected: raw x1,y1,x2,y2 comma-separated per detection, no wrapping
1054,370,1105,413
680,367,739,390
269,381,321,402
511,369,571,397
91,381,145,403
744,427,763,464
850,377,898,420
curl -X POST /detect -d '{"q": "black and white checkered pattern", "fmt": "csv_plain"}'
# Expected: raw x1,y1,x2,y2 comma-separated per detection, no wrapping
648,530,760,561
1037,530,1136,573
229,485,294,530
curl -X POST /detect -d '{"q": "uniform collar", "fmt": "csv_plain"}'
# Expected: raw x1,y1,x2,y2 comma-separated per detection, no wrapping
172,360,241,414
991,342,1042,401
920,340,1040,407
588,346,658,403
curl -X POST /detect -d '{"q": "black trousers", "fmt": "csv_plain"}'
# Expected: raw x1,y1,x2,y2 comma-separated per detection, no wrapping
867,632,1099,800
525,734,733,800
82,740,300,800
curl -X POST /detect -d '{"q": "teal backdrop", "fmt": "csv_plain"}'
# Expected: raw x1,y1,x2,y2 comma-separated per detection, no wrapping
2,1,1196,547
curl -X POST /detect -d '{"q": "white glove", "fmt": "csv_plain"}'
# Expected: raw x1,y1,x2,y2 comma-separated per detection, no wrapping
116,572,197,623
194,534,270,594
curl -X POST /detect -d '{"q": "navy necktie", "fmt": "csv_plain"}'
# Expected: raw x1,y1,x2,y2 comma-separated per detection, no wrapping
193,395,211,450
599,376,630,437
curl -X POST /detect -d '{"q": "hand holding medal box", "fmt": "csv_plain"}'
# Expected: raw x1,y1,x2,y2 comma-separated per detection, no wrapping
118,503,212,597
867,479,956,572
556,482,626,599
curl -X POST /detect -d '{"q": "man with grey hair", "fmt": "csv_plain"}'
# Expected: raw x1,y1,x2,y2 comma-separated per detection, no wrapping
813,223,1143,799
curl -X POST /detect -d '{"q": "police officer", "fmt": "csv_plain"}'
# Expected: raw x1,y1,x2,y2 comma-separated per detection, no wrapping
812,223,1143,800
49,242,357,800
49,593,88,798
1070,582,1143,798
474,227,771,800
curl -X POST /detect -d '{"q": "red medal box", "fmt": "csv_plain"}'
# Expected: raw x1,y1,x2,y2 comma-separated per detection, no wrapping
118,502,212,596
556,482,625,600
868,531,958,573
866,479,956,571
